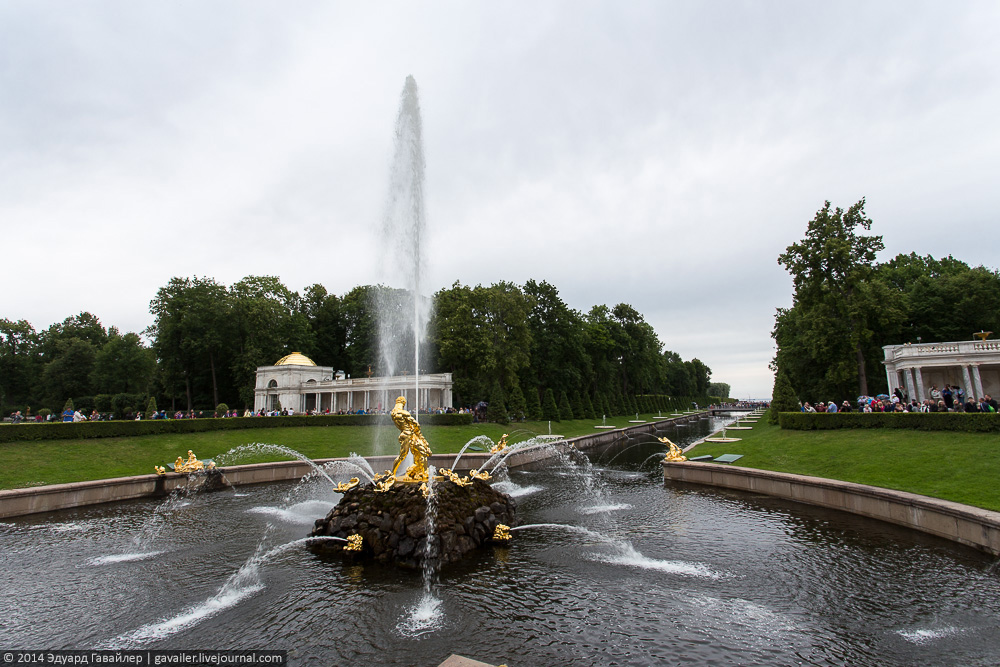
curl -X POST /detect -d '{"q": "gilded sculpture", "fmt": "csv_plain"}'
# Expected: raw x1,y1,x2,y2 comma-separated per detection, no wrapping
658,436,687,462
387,395,432,482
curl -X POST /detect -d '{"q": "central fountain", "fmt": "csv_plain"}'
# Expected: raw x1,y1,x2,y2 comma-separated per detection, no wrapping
310,395,517,568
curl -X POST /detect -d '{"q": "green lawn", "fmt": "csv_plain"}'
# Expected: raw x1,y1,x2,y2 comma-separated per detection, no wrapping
0,416,639,490
688,418,1000,512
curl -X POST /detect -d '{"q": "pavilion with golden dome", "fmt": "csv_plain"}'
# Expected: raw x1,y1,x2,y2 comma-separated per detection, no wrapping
253,352,453,414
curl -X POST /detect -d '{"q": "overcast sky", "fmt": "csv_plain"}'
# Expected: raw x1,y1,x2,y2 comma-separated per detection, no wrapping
3,1,999,398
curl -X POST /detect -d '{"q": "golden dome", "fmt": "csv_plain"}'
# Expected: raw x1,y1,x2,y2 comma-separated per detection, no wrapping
274,352,317,367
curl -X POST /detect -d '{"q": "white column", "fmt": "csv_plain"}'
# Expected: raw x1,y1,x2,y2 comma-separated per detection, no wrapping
962,366,974,401
914,367,926,402
972,364,986,399
885,366,897,395
903,369,916,402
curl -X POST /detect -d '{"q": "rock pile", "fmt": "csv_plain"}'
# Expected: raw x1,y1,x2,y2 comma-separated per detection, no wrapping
309,478,517,569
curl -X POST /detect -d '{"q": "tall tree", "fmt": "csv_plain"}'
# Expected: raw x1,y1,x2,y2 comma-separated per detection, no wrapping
91,329,156,395
149,277,233,410
229,276,313,406
775,199,886,399
522,280,588,396
0,319,40,410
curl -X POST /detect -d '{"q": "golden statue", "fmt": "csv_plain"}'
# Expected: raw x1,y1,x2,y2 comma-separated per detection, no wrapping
345,534,363,552
166,450,215,474
388,396,432,482
489,433,509,453
334,477,360,493
658,436,687,462
493,524,512,543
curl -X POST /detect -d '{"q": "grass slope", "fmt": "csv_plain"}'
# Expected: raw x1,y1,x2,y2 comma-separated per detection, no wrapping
689,419,1000,512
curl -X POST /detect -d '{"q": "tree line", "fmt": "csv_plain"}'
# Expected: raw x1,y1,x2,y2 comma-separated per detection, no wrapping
1,277,718,416
772,198,1000,404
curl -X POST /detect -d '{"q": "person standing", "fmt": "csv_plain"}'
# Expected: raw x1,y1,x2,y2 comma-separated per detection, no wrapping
942,385,954,410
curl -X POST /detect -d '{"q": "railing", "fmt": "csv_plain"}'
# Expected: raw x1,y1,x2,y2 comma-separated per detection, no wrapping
886,340,1000,360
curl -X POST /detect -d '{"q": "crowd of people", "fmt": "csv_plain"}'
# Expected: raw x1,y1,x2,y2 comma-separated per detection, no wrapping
801,385,998,413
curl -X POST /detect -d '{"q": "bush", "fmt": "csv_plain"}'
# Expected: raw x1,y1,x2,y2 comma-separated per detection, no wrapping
0,411,475,443
216,403,230,416
778,411,1000,432
146,397,158,420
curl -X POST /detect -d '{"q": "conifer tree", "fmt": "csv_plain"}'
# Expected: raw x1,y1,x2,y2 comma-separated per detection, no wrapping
769,370,800,425
146,396,158,419
582,392,597,420
486,381,508,424
558,390,573,421
541,388,560,421
63,398,74,412
507,380,527,422
526,386,543,421
571,390,586,419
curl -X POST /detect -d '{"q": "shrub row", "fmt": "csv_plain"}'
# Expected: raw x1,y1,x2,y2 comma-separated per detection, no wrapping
0,412,474,444
777,411,1000,433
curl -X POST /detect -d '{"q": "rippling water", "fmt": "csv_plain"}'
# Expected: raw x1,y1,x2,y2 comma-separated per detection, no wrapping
3,418,1000,666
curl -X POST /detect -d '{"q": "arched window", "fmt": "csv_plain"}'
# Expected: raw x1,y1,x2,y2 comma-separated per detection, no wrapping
268,379,278,389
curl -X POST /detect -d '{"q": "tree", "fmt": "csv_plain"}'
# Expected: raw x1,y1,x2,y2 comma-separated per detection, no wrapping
525,386,542,421
41,338,98,407
301,283,348,369
486,381,508,424
558,391,573,421
523,280,588,396
507,379,527,422
541,388,560,421
708,382,731,399
149,276,234,410
229,276,312,406
146,396,158,419
0,319,40,411
91,330,156,395
774,199,886,399
769,370,800,424
581,392,597,420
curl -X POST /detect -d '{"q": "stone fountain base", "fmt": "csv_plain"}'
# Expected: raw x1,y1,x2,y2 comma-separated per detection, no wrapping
309,478,517,569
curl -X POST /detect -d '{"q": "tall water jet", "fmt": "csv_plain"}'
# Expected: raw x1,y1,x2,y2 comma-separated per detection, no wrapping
376,75,430,421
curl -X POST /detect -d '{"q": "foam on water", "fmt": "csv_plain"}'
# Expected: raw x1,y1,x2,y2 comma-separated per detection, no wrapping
89,551,165,566
396,592,444,637
579,503,632,515
897,626,966,644
589,550,718,578
247,501,333,526
491,481,544,498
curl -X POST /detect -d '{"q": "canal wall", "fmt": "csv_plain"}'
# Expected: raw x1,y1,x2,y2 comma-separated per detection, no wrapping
661,460,1000,556
0,413,703,518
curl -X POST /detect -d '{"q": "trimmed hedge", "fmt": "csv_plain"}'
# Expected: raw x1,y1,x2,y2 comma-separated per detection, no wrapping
0,412,474,443
778,411,1000,433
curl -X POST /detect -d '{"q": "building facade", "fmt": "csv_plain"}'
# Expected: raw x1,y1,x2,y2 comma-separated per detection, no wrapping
882,339,1000,402
254,352,453,414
